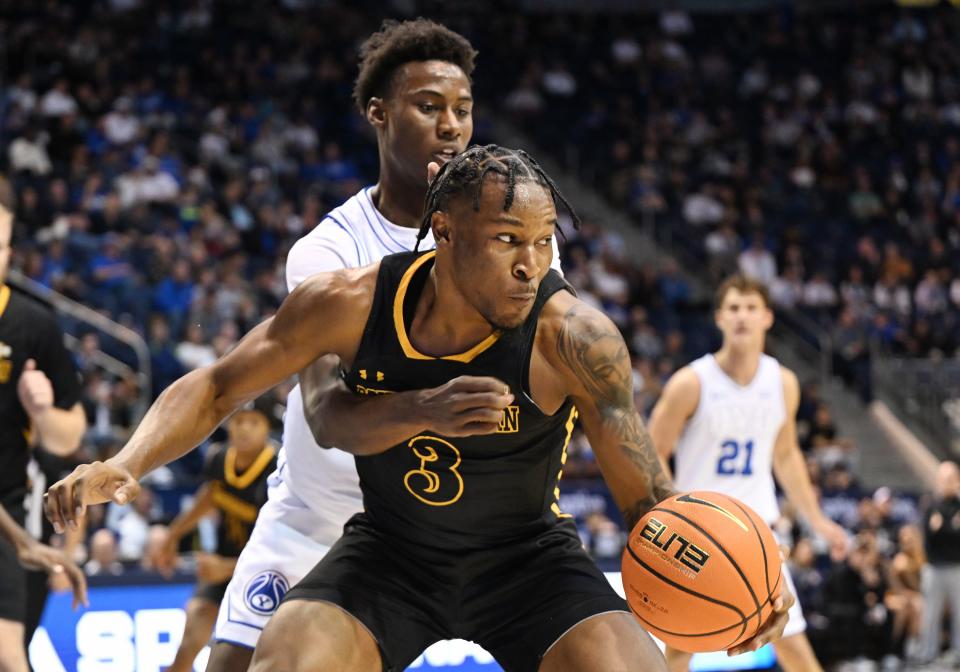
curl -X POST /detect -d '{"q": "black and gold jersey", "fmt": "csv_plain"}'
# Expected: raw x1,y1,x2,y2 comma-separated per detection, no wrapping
202,443,277,557
342,250,577,550
0,287,81,511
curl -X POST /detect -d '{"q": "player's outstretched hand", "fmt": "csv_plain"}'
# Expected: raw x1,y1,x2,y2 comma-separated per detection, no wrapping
813,515,850,558
726,585,794,657
416,376,515,437
17,539,88,610
45,461,141,534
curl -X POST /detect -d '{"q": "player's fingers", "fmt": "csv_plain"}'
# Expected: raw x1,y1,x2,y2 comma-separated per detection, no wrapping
68,477,86,529
54,482,74,534
63,561,89,609
114,479,140,505
460,406,504,425
44,491,63,534
447,376,510,394
23,358,36,371
460,391,515,411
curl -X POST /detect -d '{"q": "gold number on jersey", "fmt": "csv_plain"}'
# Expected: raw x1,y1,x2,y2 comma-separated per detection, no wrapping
403,436,464,507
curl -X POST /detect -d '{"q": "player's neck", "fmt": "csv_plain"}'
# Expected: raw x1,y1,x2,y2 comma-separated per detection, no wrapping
409,268,495,357
713,346,762,386
370,172,426,230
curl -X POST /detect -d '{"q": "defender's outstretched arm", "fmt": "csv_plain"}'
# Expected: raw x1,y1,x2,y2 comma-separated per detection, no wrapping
45,268,373,531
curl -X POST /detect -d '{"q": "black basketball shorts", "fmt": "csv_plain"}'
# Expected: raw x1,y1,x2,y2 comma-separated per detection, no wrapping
283,513,628,672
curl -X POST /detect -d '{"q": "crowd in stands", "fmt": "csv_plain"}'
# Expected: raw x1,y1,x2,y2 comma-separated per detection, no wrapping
495,4,960,401
2,1,957,667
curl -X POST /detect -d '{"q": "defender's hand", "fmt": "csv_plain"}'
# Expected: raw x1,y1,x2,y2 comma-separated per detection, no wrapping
17,540,88,609
726,585,794,657
415,376,515,437
17,359,54,418
813,516,850,558
45,461,141,534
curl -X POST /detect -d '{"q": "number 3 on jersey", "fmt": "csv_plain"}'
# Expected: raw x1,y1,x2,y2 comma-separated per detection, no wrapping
716,439,754,476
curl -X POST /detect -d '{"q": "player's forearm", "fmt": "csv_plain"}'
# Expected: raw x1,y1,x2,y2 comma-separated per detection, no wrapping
556,302,676,530
0,503,32,551
32,403,86,456
167,486,215,541
305,384,427,456
773,448,826,524
110,369,235,480
603,410,678,530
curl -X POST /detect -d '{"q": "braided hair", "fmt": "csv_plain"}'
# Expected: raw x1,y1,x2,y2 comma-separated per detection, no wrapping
415,145,580,251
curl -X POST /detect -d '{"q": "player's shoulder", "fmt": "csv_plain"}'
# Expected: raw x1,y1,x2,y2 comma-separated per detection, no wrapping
776,361,800,407
293,261,380,311
775,360,799,391
665,365,701,394
539,290,621,351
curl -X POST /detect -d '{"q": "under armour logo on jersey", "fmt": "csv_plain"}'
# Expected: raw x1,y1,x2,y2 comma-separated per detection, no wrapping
359,369,385,381
244,570,290,615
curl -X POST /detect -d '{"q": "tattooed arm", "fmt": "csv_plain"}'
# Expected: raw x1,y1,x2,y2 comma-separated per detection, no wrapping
545,293,676,530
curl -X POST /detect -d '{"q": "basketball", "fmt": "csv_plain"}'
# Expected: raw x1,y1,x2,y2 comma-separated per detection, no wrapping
621,491,782,653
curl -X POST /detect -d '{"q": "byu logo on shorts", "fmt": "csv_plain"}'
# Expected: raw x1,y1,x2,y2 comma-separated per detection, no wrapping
244,570,289,615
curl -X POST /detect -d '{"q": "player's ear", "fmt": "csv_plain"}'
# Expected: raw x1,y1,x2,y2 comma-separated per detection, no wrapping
366,98,387,129
432,211,451,246
764,306,775,330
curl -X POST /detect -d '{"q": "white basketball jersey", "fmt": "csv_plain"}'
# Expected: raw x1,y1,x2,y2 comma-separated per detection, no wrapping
277,188,435,545
279,187,562,545
673,354,786,524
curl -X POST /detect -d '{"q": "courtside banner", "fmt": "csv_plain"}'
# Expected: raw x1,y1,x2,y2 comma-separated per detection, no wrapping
32,574,775,671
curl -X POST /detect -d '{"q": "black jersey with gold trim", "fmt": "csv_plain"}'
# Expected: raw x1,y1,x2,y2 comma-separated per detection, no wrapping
0,286,81,511
202,444,277,557
342,250,576,549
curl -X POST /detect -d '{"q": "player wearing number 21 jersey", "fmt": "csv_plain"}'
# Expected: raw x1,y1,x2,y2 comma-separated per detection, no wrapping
649,274,849,672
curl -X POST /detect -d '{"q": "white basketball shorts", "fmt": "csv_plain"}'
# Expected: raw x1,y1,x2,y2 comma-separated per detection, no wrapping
212,477,337,649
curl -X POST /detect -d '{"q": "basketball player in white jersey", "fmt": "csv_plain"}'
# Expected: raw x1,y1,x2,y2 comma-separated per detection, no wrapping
206,19,556,671
648,275,848,672
199,19,484,671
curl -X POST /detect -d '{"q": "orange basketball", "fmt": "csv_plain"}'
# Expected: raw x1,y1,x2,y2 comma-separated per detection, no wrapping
621,491,782,653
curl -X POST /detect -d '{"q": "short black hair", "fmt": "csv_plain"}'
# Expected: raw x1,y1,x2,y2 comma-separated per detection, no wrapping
353,18,478,114
416,144,580,251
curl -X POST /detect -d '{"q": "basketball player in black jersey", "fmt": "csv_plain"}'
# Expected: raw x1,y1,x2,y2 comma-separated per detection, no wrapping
153,408,276,672
47,146,792,671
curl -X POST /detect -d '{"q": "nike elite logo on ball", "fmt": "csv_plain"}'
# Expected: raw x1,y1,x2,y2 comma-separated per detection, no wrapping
639,518,710,575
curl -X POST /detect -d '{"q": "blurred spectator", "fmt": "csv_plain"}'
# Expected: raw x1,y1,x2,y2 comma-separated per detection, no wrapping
885,524,925,664
737,233,777,286
919,461,960,665
85,529,123,576
109,486,159,561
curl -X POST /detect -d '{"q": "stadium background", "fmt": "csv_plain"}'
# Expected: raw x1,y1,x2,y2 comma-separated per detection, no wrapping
3,0,960,669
